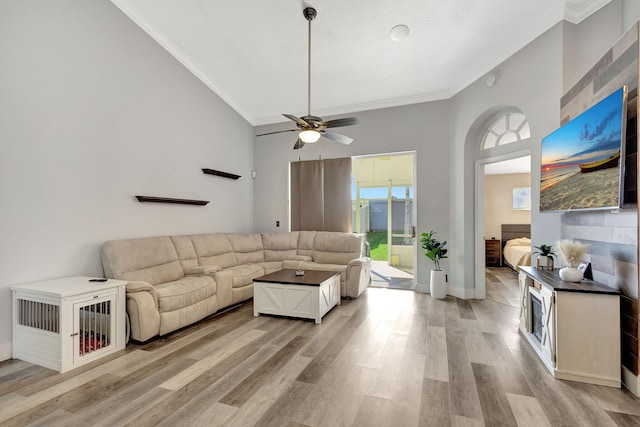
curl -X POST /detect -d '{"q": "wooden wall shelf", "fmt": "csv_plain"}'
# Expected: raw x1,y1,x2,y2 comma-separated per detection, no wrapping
135,196,209,206
202,168,241,180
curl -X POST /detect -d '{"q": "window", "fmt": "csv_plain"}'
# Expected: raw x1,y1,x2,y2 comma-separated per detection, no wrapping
482,112,530,149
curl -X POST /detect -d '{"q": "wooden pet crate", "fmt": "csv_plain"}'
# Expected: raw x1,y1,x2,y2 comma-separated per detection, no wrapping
11,276,127,373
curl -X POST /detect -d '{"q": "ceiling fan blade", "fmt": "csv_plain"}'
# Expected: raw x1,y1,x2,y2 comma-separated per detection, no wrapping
293,138,305,150
322,131,353,145
255,129,297,137
323,117,359,128
283,114,310,128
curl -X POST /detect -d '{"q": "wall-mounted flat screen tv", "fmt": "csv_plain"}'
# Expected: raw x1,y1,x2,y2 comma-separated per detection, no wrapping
540,86,627,212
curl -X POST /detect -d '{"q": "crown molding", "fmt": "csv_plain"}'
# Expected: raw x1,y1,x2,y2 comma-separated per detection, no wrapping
252,89,453,126
109,0,256,125
564,0,613,24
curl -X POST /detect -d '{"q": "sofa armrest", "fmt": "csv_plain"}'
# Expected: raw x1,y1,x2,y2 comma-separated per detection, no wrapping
125,281,160,342
126,281,158,306
347,257,370,268
212,269,233,309
345,257,371,298
184,265,222,275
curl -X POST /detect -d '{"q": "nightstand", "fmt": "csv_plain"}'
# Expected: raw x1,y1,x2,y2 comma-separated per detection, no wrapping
485,239,501,267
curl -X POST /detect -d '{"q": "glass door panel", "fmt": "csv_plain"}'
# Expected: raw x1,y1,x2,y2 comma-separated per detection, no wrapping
352,153,415,289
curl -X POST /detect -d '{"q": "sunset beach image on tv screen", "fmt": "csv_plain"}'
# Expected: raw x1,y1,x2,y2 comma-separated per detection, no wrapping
540,86,626,212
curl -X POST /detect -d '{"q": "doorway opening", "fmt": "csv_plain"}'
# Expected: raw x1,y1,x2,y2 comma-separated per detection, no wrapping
352,152,416,290
477,154,531,304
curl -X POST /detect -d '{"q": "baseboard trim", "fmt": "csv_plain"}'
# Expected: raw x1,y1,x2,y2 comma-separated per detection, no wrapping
449,285,476,299
622,366,640,397
0,342,11,363
415,283,475,299
415,283,429,294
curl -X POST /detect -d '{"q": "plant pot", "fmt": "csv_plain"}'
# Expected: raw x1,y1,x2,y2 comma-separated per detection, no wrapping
536,255,554,270
559,267,583,282
430,269,447,299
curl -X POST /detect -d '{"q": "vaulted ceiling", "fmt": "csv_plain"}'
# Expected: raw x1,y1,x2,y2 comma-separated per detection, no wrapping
111,0,611,126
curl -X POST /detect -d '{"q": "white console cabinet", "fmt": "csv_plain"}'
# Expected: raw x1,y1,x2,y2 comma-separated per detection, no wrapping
12,276,127,373
518,266,620,388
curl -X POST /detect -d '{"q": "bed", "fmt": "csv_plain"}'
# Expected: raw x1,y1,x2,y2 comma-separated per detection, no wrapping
501,224,531,271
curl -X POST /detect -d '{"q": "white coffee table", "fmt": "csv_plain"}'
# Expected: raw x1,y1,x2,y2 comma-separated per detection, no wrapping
253,269,340,324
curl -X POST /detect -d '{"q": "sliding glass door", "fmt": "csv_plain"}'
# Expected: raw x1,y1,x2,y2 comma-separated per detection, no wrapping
352,153,415,289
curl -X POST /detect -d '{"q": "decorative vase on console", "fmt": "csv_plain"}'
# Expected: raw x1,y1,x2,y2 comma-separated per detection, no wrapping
555,239,590,282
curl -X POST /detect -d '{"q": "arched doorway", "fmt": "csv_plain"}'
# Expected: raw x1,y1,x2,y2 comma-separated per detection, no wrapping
466,108,532,299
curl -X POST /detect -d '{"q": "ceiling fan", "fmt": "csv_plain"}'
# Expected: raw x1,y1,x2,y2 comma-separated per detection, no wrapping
256,6,359,150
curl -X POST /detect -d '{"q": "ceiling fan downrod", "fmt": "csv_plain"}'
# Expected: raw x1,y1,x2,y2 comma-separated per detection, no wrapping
304,7,316,118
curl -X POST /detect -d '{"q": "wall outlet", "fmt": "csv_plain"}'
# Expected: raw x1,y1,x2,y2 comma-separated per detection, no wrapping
276,220,280,227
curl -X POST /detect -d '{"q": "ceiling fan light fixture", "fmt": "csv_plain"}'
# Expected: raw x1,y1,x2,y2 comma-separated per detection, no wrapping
299,129,321,143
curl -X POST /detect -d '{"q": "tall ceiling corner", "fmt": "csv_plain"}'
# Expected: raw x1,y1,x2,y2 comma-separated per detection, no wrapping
564,0,613,24
109,0,257,125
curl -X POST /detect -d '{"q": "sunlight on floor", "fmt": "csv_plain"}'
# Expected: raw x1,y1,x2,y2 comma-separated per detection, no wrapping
369,260,414,290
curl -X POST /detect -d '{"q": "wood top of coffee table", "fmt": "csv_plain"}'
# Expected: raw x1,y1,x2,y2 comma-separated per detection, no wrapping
253,269,339,286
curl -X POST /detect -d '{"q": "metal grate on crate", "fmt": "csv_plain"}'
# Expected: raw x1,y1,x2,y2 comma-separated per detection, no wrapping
17,299,60,333
78,300,111,356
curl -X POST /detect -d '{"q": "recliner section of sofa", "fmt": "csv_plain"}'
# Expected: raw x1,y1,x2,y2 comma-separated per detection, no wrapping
101,231,371,342
100,236,218,342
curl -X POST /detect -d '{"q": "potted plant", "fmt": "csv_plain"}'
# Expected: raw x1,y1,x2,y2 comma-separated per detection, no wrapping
532,244,556,270
555,239,590,282
421,230,448,299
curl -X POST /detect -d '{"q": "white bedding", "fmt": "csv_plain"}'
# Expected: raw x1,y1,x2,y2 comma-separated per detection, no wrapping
503,237,532,271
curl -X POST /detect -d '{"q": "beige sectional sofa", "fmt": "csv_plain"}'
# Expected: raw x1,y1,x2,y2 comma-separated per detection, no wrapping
100,231,370,342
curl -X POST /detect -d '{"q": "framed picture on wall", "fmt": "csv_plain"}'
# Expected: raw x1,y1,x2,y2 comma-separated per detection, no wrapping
513,187,531,210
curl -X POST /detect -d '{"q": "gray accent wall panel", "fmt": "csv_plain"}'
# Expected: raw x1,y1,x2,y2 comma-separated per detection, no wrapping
559,22,639,376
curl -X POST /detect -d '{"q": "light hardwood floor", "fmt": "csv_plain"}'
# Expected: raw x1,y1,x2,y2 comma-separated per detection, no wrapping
1,279,639,426
486,267,520,308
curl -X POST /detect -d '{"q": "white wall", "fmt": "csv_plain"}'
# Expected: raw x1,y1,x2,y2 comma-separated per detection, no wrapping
254,101,451,289
484,173,532,240
623,0,640,31
449,24,564,294
562,0,640,94
0,1,254,360
563,0,626,92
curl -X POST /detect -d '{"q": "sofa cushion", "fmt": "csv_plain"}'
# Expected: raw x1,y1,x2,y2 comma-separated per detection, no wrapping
159,296,217,336
262,232,300,261
258,261,283,275
312,232,363,265
190,233,237,268
226,264,264,288
170,235,198,271
154,276,216,313
297,231,317,258
227,233,264,264
101,236,184,286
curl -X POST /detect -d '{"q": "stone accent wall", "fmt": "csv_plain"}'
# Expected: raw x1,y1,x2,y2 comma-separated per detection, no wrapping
559,23,639,376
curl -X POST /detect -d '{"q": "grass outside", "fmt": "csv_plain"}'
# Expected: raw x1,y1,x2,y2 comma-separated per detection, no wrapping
367,230,414,261
366,231,388,261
